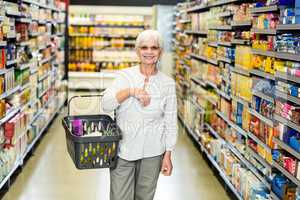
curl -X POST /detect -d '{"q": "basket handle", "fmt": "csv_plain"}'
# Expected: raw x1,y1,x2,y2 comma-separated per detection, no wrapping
67,94,117,121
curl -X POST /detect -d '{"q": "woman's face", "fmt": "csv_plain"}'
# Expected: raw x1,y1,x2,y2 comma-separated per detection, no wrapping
136,39,161,66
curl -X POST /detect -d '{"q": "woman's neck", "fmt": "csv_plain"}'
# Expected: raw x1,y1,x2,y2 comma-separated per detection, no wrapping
140,64,157,77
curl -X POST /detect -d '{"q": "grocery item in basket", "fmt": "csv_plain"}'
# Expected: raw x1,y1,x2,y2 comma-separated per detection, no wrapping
71,119,83,136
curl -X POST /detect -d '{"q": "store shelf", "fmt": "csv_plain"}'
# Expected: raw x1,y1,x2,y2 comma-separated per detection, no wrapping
190,53,218,65
247,147,272,170
178,114,200,144
218,41,232,47
250,5,278,13
270,191,281,200
6,32,16,39
216,110,247,137
205,80,218,90
28,98,38,108
217,11,233,18
231,95,251,107
209,0,240,7
251,28,277,35
273,137,300,160
275,90,300,105
191,100,205,113
17,41,31,46
0,85,21,100
0,41,7,46
18,62,34,70
216,89,231,100
209,25,232,30
202,146,243,200
20,82,30,91
231,65,251,76
205,123,220,139
30,67,38,74
252,90,274,103
38,20,47,25
277,24,300,30
39,56,53,65
184,30,207,35
208,42,218,48
247,131,272,153
0,68,12,75
231,39,251,45
69,33,137,38
206,58,218,65
191,77,207,88
252,49,300,62
248,108,274,127
250,69,275,81
0,161,19,190
206,122,270,189
230,143,270,187
6,10,22,17
218,56,232,63
68,71,117,79
69,23,145,29
275,52,300,62
6,59,18,66
273,161,300,186
179,19,191,24
21,102,63,165
16,17,32,23
275,72,300,84
252,48,276,57
0,107,20,126
187,4,209,13
274,114,300,133
38,71,51,82
231,21,252,27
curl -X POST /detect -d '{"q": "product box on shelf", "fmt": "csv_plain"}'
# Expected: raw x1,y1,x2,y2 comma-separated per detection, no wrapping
272,174,296,200
0,49,5,69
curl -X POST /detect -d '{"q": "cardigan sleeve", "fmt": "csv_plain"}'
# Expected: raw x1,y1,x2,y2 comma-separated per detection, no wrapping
101,72,128,113
163,80,178,151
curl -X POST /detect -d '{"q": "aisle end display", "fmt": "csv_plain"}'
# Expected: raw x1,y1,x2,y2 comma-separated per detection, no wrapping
174,0,300,199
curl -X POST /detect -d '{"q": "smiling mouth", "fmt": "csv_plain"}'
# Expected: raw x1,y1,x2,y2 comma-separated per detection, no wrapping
143,56,154,59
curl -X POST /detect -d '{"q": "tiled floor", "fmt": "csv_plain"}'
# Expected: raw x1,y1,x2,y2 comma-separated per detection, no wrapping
2,108,231,200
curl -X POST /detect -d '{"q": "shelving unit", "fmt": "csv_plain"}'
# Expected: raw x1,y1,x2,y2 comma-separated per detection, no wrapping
67,6,153,90
174,0,300,198
0,0,67,190
178,115,243,200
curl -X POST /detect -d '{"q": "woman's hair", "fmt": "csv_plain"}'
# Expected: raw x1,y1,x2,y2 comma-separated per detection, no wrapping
135,29,164,50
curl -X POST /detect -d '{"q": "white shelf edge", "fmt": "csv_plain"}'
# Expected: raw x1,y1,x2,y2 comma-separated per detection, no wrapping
247,131,272,153
273,137,300,160
248,108,274,127
68,71,117,79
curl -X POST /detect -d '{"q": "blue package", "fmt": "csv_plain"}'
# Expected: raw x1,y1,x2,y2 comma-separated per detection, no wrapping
272,149,281,161
237,102,243,115
283,128,298,144
289,136,300,152
290,85,299,97
254,96,261,112
279,0,295,6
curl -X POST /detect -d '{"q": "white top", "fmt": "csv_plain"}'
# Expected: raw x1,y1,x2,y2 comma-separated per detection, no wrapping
102,66,178,161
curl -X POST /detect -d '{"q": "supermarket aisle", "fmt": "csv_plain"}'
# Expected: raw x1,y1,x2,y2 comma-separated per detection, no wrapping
2,108,231,200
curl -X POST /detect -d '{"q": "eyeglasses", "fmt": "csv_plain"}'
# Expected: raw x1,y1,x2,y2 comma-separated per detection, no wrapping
139,46,160,51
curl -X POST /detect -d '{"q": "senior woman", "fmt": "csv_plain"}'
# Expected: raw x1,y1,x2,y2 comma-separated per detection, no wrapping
102,29,177,200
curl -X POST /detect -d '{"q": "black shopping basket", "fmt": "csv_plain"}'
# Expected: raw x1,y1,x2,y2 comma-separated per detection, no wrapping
62,94,122,169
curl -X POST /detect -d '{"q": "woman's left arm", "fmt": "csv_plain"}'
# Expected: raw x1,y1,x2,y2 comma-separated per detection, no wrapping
161,81,178,176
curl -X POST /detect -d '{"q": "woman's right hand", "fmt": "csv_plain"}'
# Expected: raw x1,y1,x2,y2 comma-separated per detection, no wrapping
130,88,151,107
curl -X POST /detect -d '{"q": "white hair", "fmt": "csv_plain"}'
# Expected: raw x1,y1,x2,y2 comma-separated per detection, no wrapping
135,29,164,50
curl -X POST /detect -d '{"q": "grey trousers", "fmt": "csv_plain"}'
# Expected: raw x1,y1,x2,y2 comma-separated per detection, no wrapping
110,155,163,200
